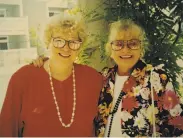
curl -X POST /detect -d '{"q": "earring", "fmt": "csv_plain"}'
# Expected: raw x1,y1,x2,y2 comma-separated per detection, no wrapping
74,56,79,63
140,53,143,58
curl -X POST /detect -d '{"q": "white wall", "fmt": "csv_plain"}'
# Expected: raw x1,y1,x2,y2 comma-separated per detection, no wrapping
22,0,48,28
47,0,68,8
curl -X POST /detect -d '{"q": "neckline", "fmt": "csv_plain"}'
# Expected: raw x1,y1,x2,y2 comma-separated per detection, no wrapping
41,63,75,83
116,73,129,78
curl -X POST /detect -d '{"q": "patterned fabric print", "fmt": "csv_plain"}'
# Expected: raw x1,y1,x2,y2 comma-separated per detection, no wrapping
94,60,183,137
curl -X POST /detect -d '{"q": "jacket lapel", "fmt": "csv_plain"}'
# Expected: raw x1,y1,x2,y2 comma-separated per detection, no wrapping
95,60,148,137
94,66,117,137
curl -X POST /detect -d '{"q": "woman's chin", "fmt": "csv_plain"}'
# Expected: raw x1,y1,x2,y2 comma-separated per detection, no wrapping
117,62,135,70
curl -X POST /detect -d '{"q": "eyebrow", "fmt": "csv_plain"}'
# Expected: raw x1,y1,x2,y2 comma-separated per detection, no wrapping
52,37,81,41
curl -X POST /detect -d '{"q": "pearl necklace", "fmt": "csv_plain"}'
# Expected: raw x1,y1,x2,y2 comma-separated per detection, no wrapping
48,62,76,128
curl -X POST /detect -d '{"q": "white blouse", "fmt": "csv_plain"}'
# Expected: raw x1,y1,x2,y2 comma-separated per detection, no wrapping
104,74,128,137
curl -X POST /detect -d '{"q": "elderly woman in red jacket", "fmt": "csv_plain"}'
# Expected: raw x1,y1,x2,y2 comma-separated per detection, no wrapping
0,12,103,137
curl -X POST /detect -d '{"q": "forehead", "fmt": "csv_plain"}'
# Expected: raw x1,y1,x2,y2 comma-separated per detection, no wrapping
110,26,142,40
52,28,79,40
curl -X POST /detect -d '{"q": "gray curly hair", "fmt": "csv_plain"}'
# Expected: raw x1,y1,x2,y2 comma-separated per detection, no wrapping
106,19,148,58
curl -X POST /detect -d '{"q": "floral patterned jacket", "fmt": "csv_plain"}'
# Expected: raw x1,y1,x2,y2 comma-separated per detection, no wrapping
94,60,183,137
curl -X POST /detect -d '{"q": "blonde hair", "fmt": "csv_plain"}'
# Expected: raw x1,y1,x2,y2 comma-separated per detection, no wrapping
44,12,87,48
106,19,148,58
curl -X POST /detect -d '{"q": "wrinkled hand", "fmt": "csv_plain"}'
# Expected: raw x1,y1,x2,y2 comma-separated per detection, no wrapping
31,56,48,68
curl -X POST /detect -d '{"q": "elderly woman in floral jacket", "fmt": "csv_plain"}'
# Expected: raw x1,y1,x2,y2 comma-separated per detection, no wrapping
94,19,183,137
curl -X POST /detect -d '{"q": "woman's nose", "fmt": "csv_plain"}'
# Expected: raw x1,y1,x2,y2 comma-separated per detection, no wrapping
62,43,70,51
121,44,130,52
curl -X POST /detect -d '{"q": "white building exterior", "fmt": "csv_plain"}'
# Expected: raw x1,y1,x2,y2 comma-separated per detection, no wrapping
0,0,33,67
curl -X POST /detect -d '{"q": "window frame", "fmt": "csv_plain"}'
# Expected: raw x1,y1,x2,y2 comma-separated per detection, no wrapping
0,9,7,17
48,9,61,17
0,36,9,50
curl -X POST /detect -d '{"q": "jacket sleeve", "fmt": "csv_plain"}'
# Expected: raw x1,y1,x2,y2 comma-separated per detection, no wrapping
0,72,23,137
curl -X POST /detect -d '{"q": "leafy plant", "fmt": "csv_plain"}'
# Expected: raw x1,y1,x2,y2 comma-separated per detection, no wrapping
78,0,183,93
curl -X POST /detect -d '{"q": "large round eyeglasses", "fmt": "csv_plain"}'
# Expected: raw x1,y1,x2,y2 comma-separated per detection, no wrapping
111,39,141,51
52,37,82,51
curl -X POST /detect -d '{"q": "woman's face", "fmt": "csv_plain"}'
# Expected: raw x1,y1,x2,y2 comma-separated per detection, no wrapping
49,30,81,64
110,26,142,71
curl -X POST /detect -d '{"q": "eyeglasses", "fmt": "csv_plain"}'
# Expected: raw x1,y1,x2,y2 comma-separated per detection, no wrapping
52,37,82,51
110,39,141,51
